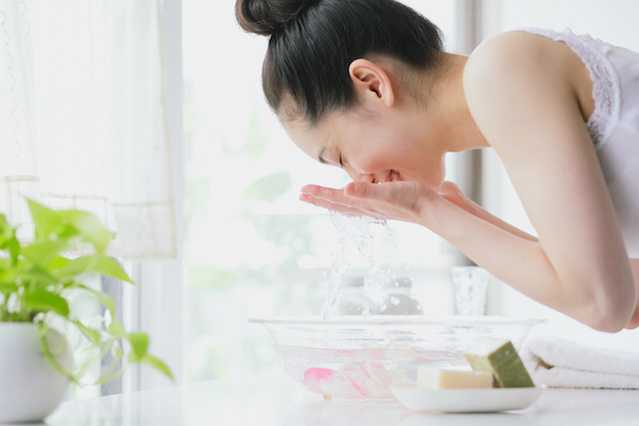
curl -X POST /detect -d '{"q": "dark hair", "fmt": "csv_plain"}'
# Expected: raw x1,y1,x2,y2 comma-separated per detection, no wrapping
235,0,443,124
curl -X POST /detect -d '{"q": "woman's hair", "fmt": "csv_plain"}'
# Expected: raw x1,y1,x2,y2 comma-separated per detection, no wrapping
235,0,443,124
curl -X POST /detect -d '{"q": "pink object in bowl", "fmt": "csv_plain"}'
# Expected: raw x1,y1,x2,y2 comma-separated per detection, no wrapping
303,362,394,399
303,367,358,398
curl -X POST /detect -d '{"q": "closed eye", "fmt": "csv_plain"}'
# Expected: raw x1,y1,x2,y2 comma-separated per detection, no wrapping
338,153,344,168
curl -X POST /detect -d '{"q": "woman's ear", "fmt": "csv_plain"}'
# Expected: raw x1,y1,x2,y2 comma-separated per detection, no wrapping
348,58,395,108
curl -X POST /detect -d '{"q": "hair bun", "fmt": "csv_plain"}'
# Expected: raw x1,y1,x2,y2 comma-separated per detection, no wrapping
235,0,319,36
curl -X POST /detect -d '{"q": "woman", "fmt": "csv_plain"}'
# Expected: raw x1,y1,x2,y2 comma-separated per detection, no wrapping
235,0,639,331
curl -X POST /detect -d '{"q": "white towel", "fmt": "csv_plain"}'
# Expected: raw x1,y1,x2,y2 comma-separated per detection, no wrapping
521,336,639,389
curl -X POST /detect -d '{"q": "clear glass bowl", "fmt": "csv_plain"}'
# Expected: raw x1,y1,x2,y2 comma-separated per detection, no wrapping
250,316,544,400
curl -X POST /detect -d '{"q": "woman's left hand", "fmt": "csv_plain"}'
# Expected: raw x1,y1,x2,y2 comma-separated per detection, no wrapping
299,180,445,226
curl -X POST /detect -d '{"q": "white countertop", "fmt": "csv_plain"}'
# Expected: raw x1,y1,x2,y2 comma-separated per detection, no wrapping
39,373,639,426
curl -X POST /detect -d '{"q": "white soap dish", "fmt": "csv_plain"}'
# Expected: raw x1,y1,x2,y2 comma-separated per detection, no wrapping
390,385,542,413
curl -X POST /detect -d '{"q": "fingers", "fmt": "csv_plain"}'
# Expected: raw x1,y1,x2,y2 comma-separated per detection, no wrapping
301,184,359,206
299,193,385,220
300,181,436,223
345,181,420,212
301,184,383,214
299,193,364,216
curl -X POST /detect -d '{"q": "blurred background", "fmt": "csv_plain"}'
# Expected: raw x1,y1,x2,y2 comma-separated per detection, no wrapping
1,0,638,402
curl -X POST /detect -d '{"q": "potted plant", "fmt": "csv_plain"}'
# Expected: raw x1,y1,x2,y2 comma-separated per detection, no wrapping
0,199,173,423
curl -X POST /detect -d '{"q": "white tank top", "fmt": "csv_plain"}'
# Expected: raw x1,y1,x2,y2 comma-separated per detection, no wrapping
521,28,639,258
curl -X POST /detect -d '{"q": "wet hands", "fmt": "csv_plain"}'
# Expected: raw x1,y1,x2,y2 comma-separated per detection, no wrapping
299,180,464,226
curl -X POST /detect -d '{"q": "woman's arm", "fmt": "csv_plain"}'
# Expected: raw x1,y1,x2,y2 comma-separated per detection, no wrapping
438,181,538,242
442,181,639,329
428,192,627,331
437,182,637,331
462,32,635,331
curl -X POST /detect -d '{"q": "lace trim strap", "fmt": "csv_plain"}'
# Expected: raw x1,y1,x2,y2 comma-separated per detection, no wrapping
518,27,621,144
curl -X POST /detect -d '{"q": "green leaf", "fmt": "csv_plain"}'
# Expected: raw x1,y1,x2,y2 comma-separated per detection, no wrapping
0,214,10,239
112,343,124,359
93,360,125,386
61,210,113,253
56,223,81,241
0,260,17,290
5,236,20,265
54,255,132,283
22,289,70,317
107,319,127,338
70,319,102,345
68,282,116,317
127,332,149,362
27,199,65,241
53,256,96,277
35,321,79,384
20,264,59,286
28,200,114,252
0,281,17,294
23,241,68,265
48,256,71,270
142,353,175,381
91,256,132,282
0,215,21,265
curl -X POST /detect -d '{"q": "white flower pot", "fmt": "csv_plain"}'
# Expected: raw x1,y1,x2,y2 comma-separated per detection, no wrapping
0,322,73,423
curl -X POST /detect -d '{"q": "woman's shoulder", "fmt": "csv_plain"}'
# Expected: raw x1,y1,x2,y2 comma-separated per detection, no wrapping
465,30,564,76
462,29,588,148
463,29,577,108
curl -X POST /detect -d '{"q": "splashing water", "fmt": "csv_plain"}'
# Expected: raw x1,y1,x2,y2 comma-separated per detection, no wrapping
320,211,401,319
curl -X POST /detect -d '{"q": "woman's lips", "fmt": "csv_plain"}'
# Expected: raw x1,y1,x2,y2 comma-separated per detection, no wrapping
370,170,402,184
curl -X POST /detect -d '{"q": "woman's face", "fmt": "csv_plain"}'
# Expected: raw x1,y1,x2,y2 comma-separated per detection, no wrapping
284,103,446,188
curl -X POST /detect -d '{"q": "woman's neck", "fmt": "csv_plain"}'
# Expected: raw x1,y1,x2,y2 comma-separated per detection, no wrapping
423,52,490,153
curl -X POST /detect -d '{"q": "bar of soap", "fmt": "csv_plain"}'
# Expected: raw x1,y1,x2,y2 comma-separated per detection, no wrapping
464,340,535,388
417,367,494,389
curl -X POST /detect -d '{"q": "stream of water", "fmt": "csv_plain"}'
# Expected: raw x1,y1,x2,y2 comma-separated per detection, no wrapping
320,211,417,318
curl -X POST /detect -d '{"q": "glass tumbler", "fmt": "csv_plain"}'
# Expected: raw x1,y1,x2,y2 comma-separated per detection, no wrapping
449,266,489,316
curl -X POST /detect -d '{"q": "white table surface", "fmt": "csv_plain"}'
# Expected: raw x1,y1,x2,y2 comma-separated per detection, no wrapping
36,373,639,426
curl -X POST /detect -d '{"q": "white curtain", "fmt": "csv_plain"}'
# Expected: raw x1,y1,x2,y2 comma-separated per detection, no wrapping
0,0,176,259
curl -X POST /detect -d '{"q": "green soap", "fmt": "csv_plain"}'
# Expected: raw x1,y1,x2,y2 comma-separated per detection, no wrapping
464,340,535,388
